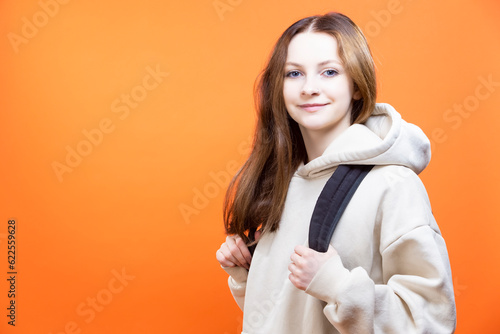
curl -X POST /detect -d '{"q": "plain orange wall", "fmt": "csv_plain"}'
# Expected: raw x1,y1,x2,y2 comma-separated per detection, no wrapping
1,0,499,333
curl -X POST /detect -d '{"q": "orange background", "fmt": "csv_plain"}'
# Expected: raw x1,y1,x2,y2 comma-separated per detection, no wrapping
1,0,499,333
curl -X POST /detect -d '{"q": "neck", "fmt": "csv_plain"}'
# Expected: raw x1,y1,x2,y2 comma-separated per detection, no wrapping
300,124,350,163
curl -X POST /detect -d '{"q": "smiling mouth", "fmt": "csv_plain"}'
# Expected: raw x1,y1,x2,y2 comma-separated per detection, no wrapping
299,103,329,112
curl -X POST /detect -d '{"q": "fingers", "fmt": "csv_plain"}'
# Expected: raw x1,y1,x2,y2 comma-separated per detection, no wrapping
215,248,235,267
288,272,307,291
294,244,309,256
288,253,306,290
220,243,248,269
294,244,337,257
230,235,253,265
288,244,339,291
289,252,301,266
287,258,295,273
216,235,252,270
288,259,301,276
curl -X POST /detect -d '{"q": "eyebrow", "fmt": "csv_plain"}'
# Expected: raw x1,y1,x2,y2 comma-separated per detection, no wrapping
285,60,342,67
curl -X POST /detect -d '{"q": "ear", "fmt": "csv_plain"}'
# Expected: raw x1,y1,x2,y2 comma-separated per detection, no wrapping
353,89,362,101
352,82,362,100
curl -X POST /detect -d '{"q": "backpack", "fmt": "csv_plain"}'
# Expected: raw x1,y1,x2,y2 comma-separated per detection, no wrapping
248,164,374,254
308,164,374,252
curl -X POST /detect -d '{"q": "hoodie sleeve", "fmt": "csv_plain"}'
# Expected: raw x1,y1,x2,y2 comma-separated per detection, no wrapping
305,169,456,333
222,266,248,311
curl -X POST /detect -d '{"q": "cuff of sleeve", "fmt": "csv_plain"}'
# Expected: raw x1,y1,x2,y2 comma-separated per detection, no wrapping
222,265,249,284
305,254,350,303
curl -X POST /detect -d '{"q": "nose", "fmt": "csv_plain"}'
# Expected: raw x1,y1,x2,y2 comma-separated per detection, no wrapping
301,77,320,96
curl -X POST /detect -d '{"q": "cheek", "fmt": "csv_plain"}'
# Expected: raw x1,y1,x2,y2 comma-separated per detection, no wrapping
326,80,355,101
283,81,300,104
344,79,356,99
283,84,292,104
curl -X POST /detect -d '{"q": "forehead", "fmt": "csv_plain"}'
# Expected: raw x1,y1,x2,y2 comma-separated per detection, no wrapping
286,32,340,63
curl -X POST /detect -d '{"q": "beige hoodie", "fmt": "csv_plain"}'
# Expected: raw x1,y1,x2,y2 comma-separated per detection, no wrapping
223,103,456,334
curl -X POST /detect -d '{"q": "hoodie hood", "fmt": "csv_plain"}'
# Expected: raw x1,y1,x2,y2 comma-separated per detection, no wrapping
296,103,431,178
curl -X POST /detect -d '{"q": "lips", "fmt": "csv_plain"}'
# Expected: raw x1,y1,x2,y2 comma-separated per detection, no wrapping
299,103,329,113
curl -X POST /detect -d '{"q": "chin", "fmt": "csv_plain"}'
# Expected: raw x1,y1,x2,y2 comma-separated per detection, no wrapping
299,123,331,132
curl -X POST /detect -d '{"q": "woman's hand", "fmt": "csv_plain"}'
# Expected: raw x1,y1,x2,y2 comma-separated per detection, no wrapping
216,231,261,270
288,245,338,290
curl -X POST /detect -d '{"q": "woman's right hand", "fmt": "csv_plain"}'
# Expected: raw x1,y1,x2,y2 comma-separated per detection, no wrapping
216,232,261,270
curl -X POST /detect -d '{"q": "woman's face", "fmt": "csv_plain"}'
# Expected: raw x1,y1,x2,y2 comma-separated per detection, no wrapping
283,32,360,140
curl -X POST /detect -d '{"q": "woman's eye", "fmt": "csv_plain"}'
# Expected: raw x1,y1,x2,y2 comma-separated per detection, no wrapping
323,69,338,77
286,70,301,78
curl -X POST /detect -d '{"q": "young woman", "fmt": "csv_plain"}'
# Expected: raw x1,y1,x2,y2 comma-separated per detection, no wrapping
216,12,456,333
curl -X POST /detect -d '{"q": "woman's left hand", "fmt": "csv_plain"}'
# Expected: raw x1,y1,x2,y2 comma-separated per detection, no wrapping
288,245,338,291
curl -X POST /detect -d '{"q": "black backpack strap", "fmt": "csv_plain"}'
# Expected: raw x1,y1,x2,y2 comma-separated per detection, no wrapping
308,164,374,252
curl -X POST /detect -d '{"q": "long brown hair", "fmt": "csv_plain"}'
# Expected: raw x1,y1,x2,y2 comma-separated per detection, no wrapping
223,12,377,242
